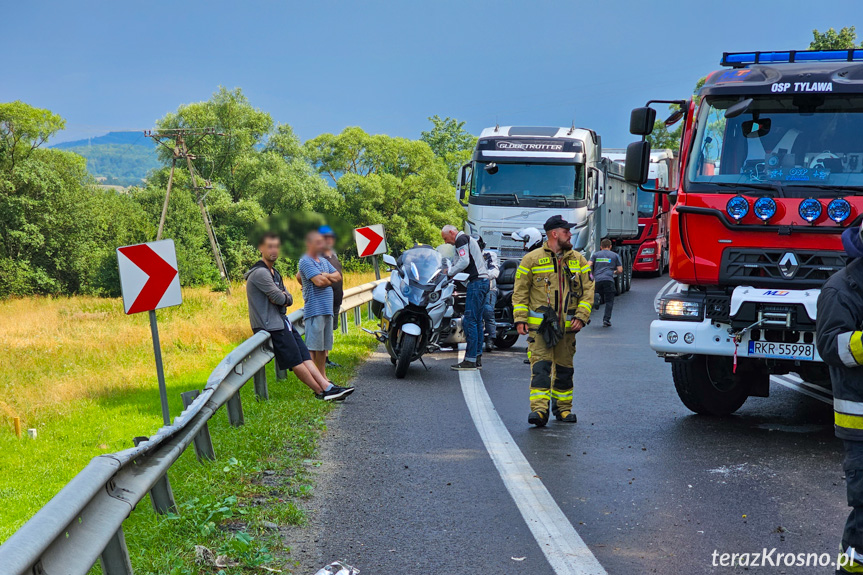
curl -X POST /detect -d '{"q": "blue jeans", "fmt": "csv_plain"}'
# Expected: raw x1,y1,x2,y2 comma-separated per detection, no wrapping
483,289,497,339
464,278,490,361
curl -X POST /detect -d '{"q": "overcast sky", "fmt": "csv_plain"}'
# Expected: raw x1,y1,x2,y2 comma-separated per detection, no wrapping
4,1,860,147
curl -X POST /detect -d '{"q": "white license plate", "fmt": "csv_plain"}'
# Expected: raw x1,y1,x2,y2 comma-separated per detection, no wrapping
747,341,815,360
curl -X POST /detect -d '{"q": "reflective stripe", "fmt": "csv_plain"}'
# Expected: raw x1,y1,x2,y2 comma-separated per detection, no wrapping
517,266,530,274
836,398,863,416
852,331,863,365
513,304,529,312
838,332,858,367
527,316,543,325
531,266,555,274
530,390,551,400
551,389,573,400
578,301,592,312
836,411,863,430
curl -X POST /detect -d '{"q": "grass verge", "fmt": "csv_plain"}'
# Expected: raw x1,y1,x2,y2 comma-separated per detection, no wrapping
0,274,380,574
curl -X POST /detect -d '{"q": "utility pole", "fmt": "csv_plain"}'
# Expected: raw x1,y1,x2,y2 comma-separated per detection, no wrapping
144,128,232,295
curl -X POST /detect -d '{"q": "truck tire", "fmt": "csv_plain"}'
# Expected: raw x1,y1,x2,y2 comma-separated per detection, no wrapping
394,333,418,379
624,251,633,292
671,354,750,415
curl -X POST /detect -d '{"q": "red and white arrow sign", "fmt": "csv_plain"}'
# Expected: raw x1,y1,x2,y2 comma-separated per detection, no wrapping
116,239,182,314
353,224,387,257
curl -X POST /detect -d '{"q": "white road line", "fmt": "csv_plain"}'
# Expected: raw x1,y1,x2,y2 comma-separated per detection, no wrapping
772,374,832,405
458,368,607,575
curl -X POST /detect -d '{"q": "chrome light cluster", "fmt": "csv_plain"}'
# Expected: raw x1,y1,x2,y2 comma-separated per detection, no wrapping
659,295,704,321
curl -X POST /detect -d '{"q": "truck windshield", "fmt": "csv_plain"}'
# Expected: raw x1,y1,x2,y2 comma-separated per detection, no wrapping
638,180,656,218
471,162,585,202
687,95,863,195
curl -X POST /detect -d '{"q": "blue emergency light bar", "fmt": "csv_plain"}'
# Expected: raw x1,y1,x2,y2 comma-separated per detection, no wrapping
722,49,863,68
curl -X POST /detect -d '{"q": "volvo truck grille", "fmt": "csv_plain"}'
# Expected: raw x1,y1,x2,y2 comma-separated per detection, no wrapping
719,249,844,289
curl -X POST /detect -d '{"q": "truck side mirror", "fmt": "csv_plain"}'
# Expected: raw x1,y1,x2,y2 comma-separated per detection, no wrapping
629,107,657,136
456,162,471,207
624,141,651,184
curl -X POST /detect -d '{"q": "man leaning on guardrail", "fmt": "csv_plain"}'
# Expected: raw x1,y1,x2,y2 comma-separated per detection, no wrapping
245,232,354,401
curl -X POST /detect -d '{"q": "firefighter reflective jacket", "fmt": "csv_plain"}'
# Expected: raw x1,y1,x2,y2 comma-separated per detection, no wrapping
816,247,863,441
512,242,595,331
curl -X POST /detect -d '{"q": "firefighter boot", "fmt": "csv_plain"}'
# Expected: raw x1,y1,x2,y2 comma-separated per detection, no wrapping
552,365,576,422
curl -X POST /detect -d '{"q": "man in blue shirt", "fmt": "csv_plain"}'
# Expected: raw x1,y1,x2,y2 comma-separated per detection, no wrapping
299,230,342,379
590,239,623,327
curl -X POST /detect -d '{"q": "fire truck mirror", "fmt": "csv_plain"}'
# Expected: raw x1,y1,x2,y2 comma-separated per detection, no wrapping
724,98,753,119
624,141,651,184
664,108,685,127
629,107,657,136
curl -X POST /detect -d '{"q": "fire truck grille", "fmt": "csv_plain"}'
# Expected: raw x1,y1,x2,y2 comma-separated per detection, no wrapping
719,248,845,289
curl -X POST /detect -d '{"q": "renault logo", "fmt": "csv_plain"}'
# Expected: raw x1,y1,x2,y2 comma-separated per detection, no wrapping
778,252,799,279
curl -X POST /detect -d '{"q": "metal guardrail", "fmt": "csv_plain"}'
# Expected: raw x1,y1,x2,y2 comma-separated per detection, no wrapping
0,279,385,575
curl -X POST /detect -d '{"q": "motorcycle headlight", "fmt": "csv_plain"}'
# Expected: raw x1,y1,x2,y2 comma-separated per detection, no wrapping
401,284,412,296
429,291,440,303
659,296,704,321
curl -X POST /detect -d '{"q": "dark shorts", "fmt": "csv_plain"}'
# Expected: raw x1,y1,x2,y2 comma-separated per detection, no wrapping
256,322,311,370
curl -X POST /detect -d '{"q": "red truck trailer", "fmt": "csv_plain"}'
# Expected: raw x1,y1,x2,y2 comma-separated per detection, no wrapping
625,49,863,415
607,149,677,276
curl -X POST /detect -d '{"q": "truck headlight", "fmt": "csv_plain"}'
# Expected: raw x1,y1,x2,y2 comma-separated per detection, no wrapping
641,247,656,255
659,295,704,321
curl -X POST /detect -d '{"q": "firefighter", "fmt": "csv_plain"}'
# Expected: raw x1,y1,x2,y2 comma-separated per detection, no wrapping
513,215,594,427
816,223,863,573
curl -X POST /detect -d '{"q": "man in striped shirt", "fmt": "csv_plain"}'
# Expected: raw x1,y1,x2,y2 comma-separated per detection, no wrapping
299,231,341,379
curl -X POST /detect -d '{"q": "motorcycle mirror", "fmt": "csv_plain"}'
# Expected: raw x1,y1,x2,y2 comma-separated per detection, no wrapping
382,253,397,267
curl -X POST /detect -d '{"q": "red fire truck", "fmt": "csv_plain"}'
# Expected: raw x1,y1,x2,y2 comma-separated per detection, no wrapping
625,49,863,415
608,149,676,276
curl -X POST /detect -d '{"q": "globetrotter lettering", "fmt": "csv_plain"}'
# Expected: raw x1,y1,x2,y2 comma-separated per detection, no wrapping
496,141,564,151
771,81,834,93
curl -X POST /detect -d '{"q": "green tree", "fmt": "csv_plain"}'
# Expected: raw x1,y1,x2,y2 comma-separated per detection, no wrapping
420,115,477,185
810,26,862,49
305,127,464,253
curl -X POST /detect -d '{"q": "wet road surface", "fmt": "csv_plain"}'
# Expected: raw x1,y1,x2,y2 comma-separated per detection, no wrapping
300,275,846,574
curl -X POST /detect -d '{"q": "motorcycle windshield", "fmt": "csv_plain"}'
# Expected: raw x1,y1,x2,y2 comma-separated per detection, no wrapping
401,248,444,286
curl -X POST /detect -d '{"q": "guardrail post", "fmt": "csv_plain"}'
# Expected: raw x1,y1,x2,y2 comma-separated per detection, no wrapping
274,358,287,380
227,392,245,427
340,312,348,334
254,367,269,400
181,390,216,462
133,436,176,514
367,300,373,321
99,526,133,575
354,307,361,327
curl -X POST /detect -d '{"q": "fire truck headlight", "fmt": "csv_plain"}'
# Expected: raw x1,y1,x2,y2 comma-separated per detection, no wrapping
753,197,777,221
798,198,823,223
828,198,852,223
726,196,749,221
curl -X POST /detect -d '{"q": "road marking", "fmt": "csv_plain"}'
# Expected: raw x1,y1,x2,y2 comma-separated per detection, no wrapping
772,374,832,404
458,367,607,575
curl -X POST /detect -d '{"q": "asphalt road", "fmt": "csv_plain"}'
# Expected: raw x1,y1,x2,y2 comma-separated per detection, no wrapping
297,275,847,574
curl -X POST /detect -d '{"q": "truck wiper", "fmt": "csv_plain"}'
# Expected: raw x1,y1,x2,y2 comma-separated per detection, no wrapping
483,193,520,205
536,195,570,207
702,181,785,197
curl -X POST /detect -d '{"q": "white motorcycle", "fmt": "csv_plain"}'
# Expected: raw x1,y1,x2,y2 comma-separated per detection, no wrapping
366,246,468,378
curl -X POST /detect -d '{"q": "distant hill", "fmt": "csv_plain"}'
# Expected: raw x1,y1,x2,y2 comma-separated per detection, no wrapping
52,131,160,187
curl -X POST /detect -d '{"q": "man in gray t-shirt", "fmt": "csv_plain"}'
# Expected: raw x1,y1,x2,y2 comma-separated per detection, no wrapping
590,239,623,327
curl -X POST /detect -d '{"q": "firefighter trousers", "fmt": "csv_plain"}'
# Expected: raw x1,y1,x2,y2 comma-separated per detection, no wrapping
843,439,863,571
528,331,576,416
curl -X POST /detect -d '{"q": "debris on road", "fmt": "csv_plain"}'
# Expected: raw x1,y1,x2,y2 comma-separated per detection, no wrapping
313,561,360,575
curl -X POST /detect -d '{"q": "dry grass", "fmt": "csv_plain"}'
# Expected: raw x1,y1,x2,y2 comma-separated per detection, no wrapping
0,272,378,427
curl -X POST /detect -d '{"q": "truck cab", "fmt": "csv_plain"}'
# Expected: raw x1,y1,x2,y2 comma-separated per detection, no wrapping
625,49,863,415
457,126,638,289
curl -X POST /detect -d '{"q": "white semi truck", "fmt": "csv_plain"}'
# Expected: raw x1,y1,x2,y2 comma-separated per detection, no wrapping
457,125,640,292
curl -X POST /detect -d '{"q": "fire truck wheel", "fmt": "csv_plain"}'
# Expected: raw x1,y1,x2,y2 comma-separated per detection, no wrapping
671,354,750,416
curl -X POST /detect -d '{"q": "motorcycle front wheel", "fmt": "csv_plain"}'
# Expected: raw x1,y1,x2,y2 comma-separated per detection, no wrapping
493,332,519,349
395,333,418,379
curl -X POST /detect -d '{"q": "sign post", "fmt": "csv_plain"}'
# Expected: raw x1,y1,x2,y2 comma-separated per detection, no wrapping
117,240,183,426
353,224,387,280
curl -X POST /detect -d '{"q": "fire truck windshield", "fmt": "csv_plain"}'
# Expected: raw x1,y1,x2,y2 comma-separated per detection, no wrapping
471,162,585,203
687,95,863,195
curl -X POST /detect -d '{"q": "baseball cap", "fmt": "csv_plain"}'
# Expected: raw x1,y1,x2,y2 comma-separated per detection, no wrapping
543,215,576,232
319,225,335,237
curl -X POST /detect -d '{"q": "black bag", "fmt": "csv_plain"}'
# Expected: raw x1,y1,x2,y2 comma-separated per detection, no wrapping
536,305,563,348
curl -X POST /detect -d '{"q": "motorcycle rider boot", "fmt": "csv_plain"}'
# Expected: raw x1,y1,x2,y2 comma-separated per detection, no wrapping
528,410,549,427
451,360,477,371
